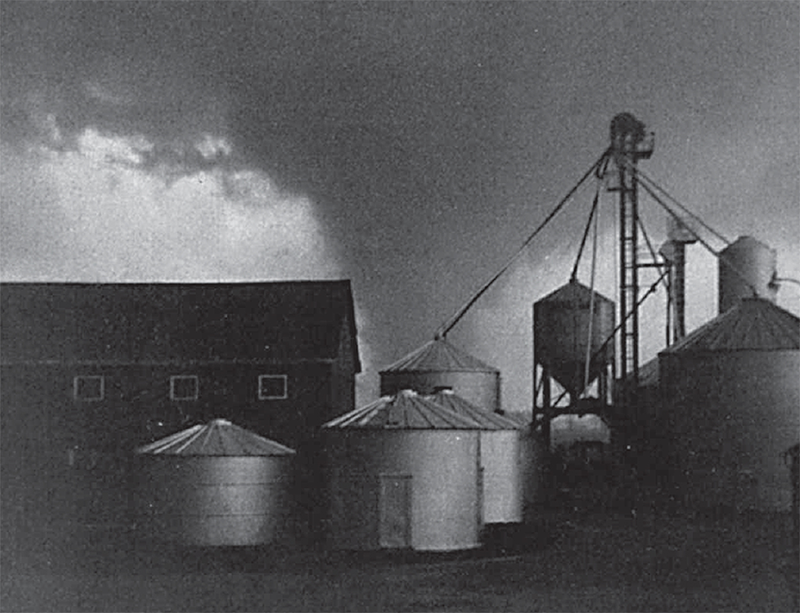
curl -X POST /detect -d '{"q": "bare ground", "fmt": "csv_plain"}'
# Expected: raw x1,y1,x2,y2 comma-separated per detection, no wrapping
2,509,798,612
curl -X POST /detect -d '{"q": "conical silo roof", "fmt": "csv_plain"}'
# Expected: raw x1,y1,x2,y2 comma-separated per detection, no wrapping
536,278,615,308
426,389,521,430
136,418,296,456
661,298,800,354
380,338,499,373
322,389,483,430
636,356,660,388
618,355,659,392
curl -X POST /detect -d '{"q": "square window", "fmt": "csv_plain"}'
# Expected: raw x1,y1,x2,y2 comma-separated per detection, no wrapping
74,376,104,401
170,375,198,401
258,375,287,400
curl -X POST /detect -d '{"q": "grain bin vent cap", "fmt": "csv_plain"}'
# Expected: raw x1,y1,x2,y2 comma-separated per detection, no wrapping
322,389,486,430
135,418,296,456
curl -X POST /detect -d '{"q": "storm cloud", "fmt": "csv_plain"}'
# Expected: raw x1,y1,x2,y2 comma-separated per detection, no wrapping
2,1,798,409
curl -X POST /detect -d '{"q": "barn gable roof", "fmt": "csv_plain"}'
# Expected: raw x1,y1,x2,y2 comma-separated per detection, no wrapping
0,281,361,370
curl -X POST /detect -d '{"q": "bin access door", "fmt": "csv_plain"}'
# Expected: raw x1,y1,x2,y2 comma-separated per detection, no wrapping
379,474,411,549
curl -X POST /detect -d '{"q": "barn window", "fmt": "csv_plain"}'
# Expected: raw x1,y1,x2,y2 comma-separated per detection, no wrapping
74,376,104,401
170,375,198,401
258,375,287,400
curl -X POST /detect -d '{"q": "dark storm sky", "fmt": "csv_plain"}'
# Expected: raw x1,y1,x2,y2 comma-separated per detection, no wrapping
1,1,798,409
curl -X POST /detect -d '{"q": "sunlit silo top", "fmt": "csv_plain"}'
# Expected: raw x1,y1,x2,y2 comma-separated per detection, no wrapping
322,389,485,430
136,418,296,456
381,338,499,373
718,235,778,314
426,389,521,430
661,298,799,355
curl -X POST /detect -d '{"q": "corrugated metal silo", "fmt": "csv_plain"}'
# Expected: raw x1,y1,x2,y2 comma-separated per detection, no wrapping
379,338,501,413
534,280,615,399
718,235,778,314
322,390,483,551
659,298,800,511
426,388,524,524
134,418,295,546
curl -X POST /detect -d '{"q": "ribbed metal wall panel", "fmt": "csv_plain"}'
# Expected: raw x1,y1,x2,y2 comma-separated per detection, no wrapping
134,455,295,546
324,429,481,551
427,389,523,523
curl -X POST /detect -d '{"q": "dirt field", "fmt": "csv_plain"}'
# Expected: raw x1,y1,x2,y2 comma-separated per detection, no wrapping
2,508,798,612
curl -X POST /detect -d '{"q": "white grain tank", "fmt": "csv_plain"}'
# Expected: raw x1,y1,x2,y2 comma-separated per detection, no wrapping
659,298,800,511
134,418,295,546
322,390,483,551
379,338,501,413
427,388,524,524
534,280,615,400
718,235,778,314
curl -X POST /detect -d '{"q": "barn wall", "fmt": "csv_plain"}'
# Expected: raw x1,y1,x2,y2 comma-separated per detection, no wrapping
0,281,361,551
0,363,337,444
0,361,340,536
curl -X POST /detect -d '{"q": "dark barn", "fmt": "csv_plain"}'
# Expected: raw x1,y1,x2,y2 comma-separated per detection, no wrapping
0,281,360,545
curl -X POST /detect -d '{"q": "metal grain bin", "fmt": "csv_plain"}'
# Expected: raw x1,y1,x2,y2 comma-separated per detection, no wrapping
718,235,778,314
659,298,800,511
534,280,615,399
323,390,483,551
379,338,501,413
134,418,295,546
427,388,524,524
